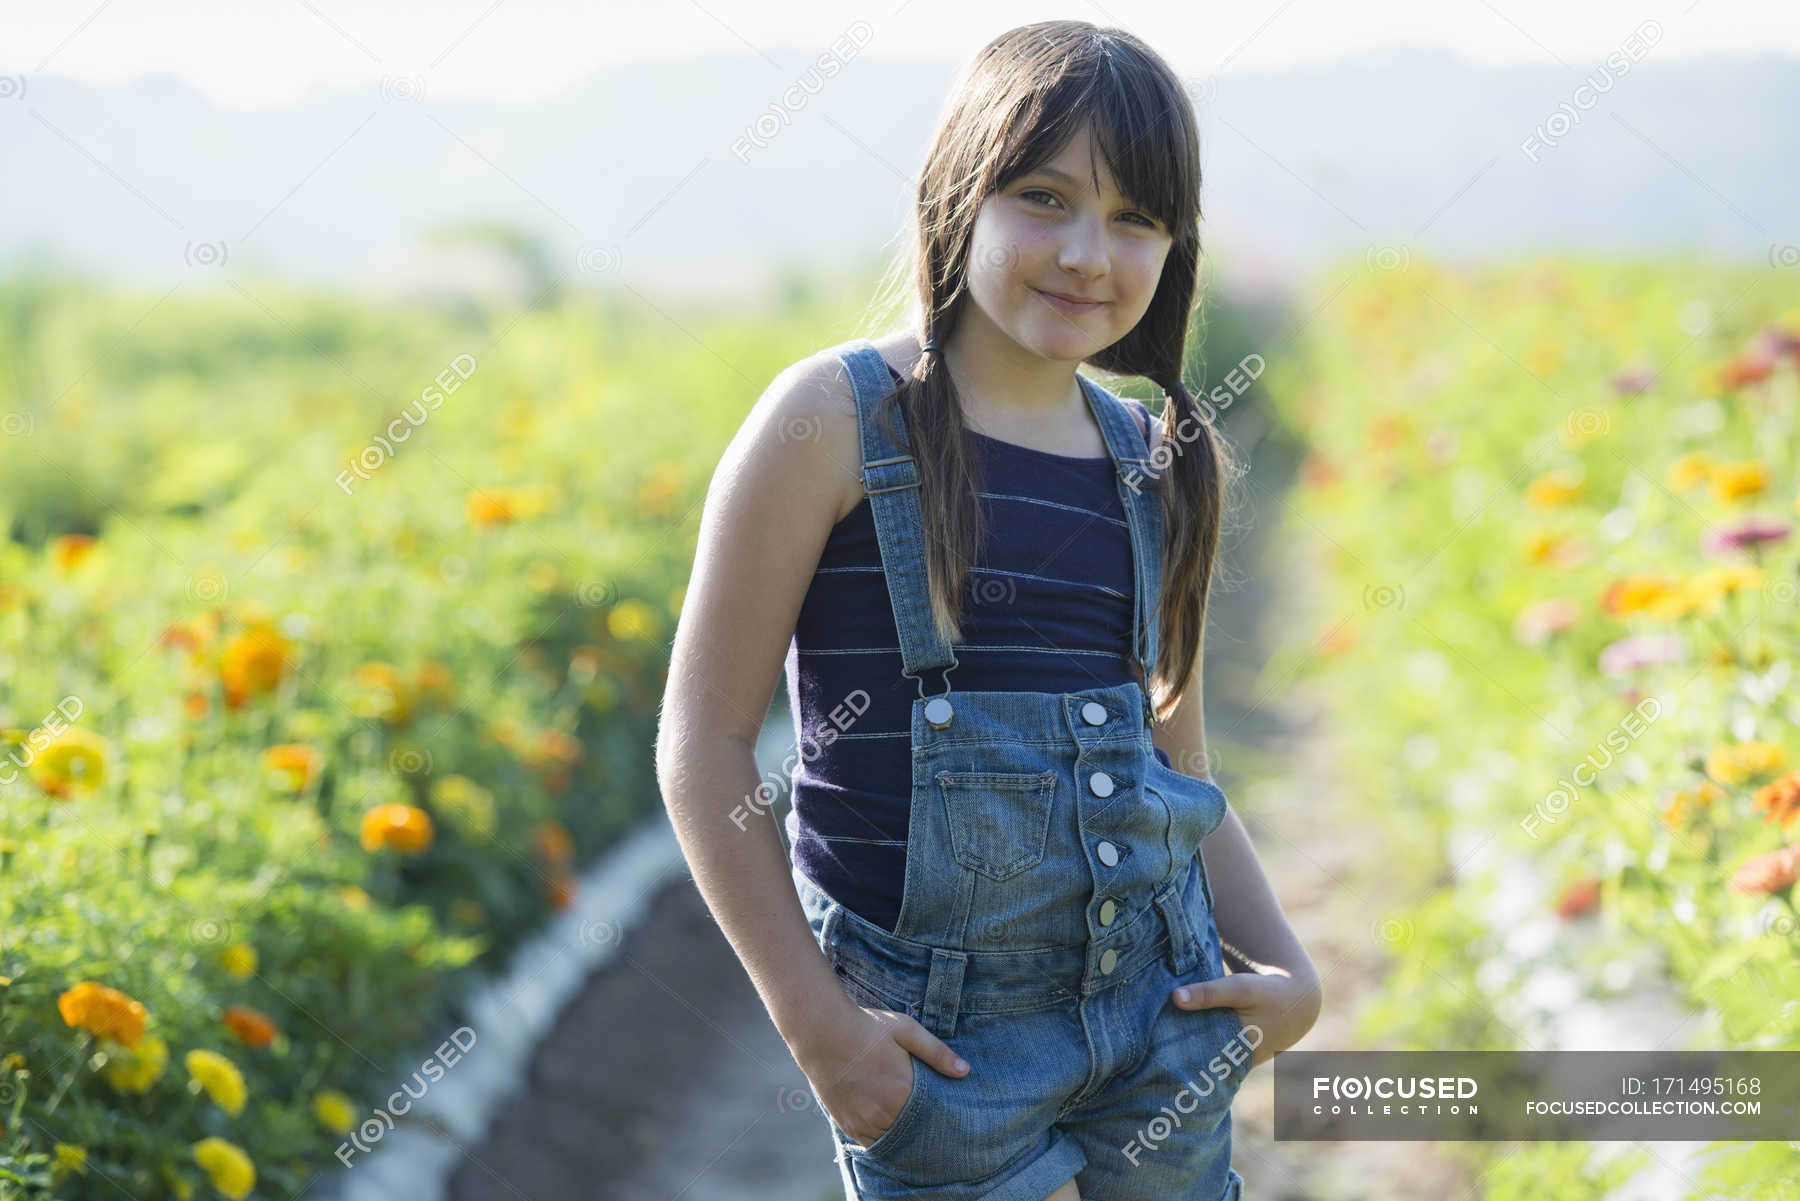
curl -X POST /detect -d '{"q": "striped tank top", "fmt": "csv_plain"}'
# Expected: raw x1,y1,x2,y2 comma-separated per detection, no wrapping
782,363,1171,933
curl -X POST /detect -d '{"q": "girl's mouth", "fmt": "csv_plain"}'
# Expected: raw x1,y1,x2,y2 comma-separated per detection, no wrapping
1034,288,1105,316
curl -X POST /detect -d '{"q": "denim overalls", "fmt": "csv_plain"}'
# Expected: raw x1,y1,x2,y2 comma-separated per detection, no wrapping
793,338,1252,1201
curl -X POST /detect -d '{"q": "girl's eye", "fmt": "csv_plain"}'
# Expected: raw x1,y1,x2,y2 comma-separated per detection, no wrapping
1020,189,1158,229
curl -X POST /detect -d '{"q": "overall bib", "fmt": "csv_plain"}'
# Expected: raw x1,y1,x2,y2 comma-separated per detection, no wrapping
794,338,1251,1201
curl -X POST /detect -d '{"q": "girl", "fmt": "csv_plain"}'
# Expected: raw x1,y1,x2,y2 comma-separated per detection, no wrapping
657,20,1321,1201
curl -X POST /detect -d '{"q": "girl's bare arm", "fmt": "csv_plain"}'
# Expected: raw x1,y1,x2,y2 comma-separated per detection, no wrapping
653,352,966,1089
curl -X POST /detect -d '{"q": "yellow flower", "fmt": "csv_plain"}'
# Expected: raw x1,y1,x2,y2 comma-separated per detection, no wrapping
29,727,111,799
607,599,660,642
51,1144,87,1182
161,1163,195,1200
48,534,100,575
1601,574,1690,619
185,1049,247,1116
1705,741,1789,787
338,885,372,912
1525,469,1584,508
430,774,496,844
1686,565,1764,614
104,1032,169,1094
57,981,147,1047
191,1138,255,1200
1666,451,1714,491
349,662,415,725
219,942,258,980
312,1089,357,1135
1709,460,1767,502
466,488,516,527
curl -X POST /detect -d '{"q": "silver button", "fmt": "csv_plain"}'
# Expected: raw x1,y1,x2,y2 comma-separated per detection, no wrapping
924,696,953,728
1098,898,1117,926
1096,841,1118,868
1099,947,1118,974
1081,701,1108,726
1089,771,1114,798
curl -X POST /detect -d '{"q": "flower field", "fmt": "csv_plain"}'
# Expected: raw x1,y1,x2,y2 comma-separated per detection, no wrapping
1268,256,1800,1198
0,277,801,1199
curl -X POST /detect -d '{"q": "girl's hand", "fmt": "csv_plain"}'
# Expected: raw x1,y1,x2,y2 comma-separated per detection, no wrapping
797,998,970,1148
1170,968,1322,1069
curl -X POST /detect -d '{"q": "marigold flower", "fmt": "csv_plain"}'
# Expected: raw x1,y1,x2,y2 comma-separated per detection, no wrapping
1728,845,1800,894
313,1089,357,1135
218,623,293,709
1752,770,1800,832
349,661,415,725
191,1138,255,1200
260,743,322,794
222,1004,278,1050
607,598,660,642
429,775,495,845
29,727,111,799
185,1049,247,1116
532,820,574,864
57,981,147,1047
360,803,435,854
466,489,516,527
219,942,258,980
103,1032,168,1094
48,533,99,575
1706,742,1788,787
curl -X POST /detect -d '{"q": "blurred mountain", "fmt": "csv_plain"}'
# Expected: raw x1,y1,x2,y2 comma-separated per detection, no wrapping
2,44,1795,302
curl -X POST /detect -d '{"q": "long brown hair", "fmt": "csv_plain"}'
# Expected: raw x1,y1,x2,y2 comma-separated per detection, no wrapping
863,20,1239,722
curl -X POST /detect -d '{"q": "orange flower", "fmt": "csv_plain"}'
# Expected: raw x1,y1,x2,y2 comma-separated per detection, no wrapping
221,1004,278,1050
547,869,577,911
1728,845,1800,894
360,803,434,854
1752,771,1800,832
57,982,147,1048
414,661,455,708
218,623,293,709
466,489,516,527
1554,878,1602,919
183,692,211,721
48,533,100,575
1716,351,1775,392
260,744,322,794
532,820,574,865
349,662,414,725
1661,780,1726,828
1298,451,1341,490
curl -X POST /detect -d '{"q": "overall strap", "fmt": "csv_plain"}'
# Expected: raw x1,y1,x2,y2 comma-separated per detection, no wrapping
1077,374,1166,719
829,337,959,696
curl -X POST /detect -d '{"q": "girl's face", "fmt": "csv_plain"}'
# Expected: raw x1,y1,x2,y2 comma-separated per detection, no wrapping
964,125,1174,362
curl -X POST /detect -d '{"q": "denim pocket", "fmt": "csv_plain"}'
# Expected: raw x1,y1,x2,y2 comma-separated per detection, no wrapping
934,769,1058,881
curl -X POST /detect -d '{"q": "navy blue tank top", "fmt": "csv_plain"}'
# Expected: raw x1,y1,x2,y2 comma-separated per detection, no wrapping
782,364,1172,933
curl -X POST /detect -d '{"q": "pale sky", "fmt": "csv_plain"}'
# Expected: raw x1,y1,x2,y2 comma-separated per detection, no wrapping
2,0,1795,109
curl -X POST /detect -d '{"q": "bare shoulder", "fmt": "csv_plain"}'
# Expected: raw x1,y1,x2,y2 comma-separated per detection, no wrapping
752,347,872,526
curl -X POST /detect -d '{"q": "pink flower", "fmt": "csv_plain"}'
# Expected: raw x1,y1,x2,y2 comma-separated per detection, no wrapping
1514,597,1579,646
1610,365,1659,395
1701,515,1791,557
1598,634,1684,677
1728,845,1800,895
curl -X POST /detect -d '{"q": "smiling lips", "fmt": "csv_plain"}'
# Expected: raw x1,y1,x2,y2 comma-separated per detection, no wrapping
1035,287,1106,315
